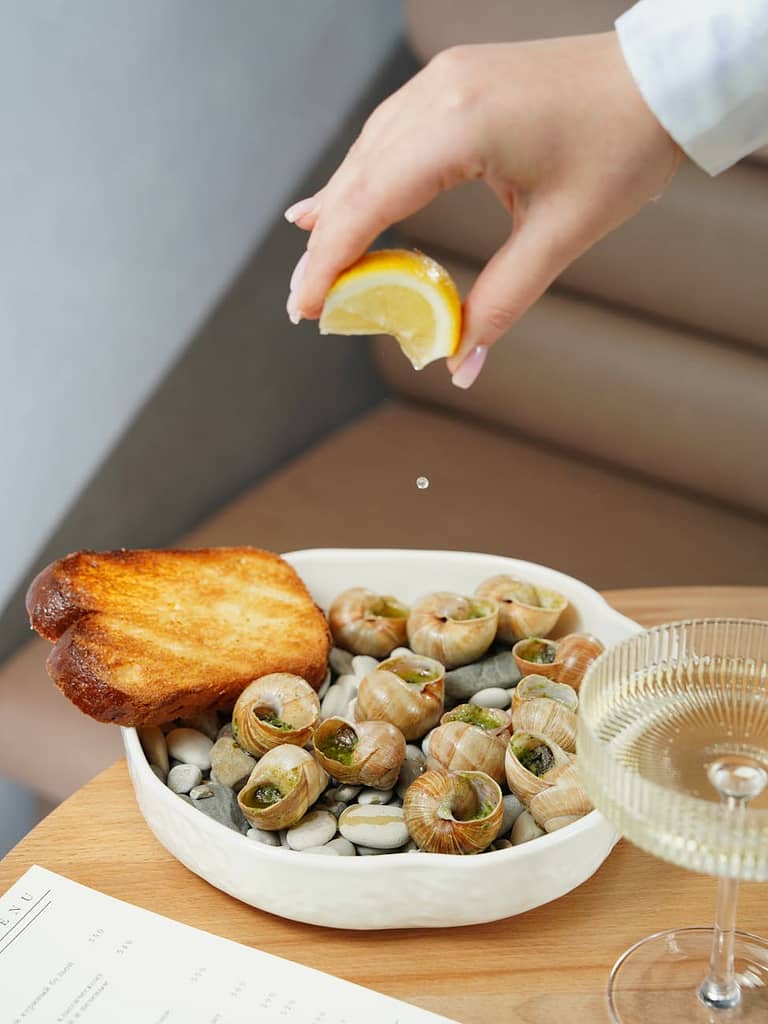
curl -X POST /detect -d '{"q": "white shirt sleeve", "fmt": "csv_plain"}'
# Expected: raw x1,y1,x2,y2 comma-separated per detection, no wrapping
616,0,768,175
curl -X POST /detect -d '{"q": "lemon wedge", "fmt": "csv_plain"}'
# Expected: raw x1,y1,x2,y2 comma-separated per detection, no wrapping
319,249,462,370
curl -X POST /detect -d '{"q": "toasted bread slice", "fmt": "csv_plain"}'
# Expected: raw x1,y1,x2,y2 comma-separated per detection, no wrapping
26,547,330,726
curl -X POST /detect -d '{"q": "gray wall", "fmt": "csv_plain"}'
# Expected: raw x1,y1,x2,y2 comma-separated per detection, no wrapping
0,0,403,615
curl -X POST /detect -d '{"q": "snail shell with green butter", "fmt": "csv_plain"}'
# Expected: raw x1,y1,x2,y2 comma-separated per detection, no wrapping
232,673,320,757
237,745,328,831
313,717,405,790
403,769,503,855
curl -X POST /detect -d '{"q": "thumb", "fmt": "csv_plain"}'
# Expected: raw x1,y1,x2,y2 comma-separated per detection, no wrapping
447,206,575,388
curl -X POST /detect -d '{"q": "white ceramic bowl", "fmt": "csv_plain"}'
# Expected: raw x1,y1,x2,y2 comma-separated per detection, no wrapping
123,548,641,929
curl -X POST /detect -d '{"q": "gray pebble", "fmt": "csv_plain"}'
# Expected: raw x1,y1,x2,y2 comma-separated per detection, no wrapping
168,764,203,795
329,647,354,676
500,794,525,836
187,782,249,834
357,787,394,805
316,799,346,819
166,728,214,771
279,829,290,847
179,709,219,741
138,726,169,775
469,687,511,709
421,729,436,758
339,804,409,850
444,651,522,703
320,675,358,720
302,837,356,857
351,655,378,678
247,828,281,847
150,763,167,783
396,746,426,799
354,844,392,856
286,810,338,851
209,736,256,791
216,722,234,741
190,783,214,800
327,784,362,803
491,839,513,851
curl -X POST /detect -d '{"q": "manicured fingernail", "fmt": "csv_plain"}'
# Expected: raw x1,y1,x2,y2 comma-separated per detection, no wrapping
284,196,316,223
451,345,488,389
286,291,302,325
290,250,309,293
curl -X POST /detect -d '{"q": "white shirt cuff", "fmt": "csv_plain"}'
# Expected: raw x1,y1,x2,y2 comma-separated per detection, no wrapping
616,0,768,175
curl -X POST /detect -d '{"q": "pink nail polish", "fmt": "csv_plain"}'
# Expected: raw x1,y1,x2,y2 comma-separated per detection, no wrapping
286,291,302,325
284,196,316,223
290,250,309,293
451,345,488,389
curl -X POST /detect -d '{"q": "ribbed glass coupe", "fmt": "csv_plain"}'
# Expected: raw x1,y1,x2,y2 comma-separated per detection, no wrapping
578,619,768,1022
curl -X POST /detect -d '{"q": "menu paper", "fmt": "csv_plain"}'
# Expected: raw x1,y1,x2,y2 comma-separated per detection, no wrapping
1,867,456,1024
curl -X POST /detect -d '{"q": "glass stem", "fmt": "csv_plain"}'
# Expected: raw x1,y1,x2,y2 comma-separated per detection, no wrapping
699,869,741,1010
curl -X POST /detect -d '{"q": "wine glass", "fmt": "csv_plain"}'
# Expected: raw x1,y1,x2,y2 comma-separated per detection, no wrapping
578,618,768,1022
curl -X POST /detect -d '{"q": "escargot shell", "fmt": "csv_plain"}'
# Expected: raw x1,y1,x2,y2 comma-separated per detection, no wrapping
475,575,568,643
511,676,578,753
407,592,498,669
355,653,445,741
426,719,507,785
403,769,503,854
504,731,572,803
529,766,592,832
232,674,320,756
512,633,604,693
328,587,409,658
237,745,328,830
313,717,405,790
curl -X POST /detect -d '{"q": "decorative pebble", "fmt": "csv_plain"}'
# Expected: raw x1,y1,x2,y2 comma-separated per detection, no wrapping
354,844,392,856
138,726,169,775
317,669,333,700
286,810,338,851
179,709,219,740
302,837,356,857
352,655,378,678
316,799,346,819
166,728,214,771
421,728,436,758
167,764,203,795
444,652,522,703
511,810,545,845
392,647,412,658
247,828,281,847
209,737,256,791
320,675,358,720
358,787,394,805
396,744,426,799
216,722,234,740
345,698,358,721
150,763,167,783
326,784,361,803
190,784,214,800
470,687,511,709
339,804,409,850
187,782,249,834
500,794,525,836
491,839,513,851
279,829,290,847
329,647,354,676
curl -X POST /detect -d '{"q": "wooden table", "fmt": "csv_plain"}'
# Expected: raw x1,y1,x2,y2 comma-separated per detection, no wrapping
2,587,767,1023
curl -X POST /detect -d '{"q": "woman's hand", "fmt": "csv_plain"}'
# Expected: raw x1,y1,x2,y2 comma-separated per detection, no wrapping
285,33,681,387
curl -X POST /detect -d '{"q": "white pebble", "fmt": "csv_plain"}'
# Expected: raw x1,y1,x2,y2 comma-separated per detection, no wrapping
279,829,290,847
355,844,391,856
469,687,511,709
500,794,525,835
286,810,338,851
345,698,358,721
190,784,214,800
511,810,545,845
339,804,409,850
303,837,356,857
166,728,214,771
352,655,378,678
317,669,332,700
167,763,203,795
320,675,358,720
138,726,169,774
358,788,394,805
329,646,354,676
247,828,281,847
327,784,362,803
392,647,412,658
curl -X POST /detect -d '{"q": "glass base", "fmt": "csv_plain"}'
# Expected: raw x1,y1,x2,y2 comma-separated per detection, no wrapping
608,927,768,1023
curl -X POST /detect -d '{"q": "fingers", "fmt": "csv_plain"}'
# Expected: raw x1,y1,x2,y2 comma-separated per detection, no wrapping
448,203,577,388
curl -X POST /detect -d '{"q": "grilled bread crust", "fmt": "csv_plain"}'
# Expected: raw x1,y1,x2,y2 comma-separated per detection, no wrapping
26,547,330,726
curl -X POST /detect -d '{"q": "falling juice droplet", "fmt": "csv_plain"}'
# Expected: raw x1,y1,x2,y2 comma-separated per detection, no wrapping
416,476,429,490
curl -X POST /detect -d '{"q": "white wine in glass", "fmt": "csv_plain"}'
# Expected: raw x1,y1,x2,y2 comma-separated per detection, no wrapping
578,619,768,1022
